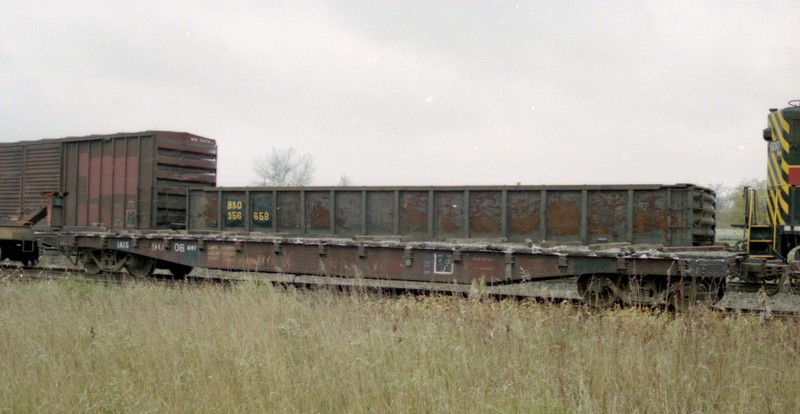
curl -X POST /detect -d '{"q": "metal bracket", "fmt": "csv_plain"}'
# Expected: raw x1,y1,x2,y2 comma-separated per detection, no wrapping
504,252,514,279
616,256,627,270
403,248,413,267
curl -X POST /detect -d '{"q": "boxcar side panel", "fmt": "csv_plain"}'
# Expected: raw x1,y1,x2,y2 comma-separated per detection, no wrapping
21,143,62,225
0,141,61,226
153,132,217,228
0,146,23,223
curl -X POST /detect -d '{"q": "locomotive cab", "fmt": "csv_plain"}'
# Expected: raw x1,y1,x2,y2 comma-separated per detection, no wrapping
747,101,800,259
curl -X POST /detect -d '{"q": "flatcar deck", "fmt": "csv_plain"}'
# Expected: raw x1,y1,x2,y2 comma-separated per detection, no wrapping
57,230,741,308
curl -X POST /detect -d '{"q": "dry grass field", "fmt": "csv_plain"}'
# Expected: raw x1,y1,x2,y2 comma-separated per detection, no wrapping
1,279,799,413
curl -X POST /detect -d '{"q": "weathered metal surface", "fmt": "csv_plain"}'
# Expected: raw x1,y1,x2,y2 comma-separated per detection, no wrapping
546,191,581,240
0,131,217,231
366,191,394,234
62,232,736,288
0,225,39,264
399,191,428,236
0,225,36,241
335,191,362,236
276,191,301,233
62,131,217,229
470,191,502,236
189,184,716,247
0,140,61,226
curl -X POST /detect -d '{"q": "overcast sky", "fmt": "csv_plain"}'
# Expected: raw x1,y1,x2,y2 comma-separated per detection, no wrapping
1,1,797,187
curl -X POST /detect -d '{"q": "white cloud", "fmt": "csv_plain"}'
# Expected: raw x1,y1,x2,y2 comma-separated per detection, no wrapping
1,1,797,187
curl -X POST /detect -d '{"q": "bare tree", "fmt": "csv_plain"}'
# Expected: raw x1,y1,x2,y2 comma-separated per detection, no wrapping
338,174,353,186
253,148,315,186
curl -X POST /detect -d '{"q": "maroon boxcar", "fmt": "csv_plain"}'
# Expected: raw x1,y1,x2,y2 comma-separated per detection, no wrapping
0,131,217,230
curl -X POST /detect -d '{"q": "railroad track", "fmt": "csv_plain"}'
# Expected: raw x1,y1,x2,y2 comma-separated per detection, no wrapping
3,261,798,316
0,264,233,287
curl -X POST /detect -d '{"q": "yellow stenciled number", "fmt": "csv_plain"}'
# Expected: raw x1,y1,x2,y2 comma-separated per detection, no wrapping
253,211,270,221
225,199,244,222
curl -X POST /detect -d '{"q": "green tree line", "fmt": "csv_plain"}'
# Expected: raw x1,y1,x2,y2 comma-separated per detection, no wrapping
711,178,768,229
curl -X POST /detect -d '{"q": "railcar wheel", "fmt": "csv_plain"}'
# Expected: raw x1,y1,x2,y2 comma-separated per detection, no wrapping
80,251,101,275
581,275,618,308
126,255,155,278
